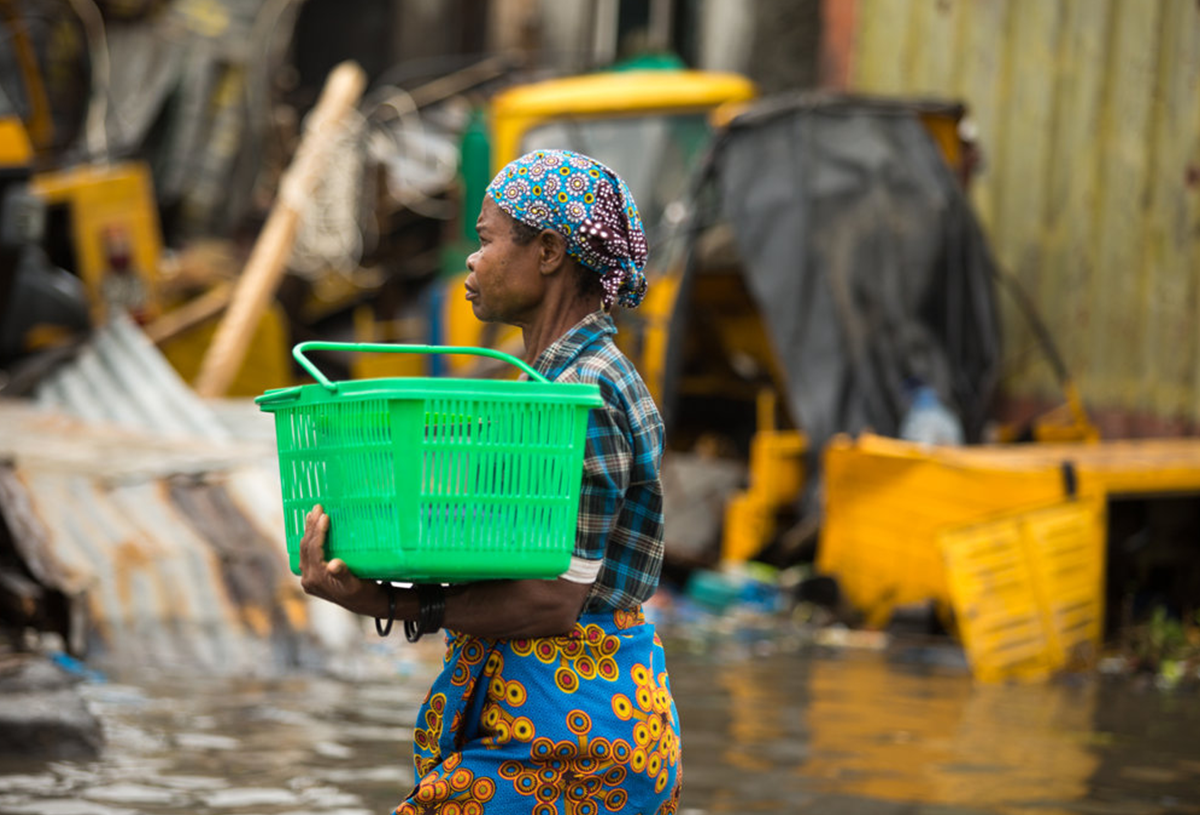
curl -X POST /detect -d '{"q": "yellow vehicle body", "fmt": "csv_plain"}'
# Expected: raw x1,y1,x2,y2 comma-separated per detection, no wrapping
489,70,758,175
722,389,808,563
0,21,288,396
24,160,290,396
428,71,1109,606
818,432,1200,679
432,69,758,382
0,116,32,167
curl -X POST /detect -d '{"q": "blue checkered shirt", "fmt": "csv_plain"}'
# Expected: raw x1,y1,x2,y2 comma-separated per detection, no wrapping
533,311,665,613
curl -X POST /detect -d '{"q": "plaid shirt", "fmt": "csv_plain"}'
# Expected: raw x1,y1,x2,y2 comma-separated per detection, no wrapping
533,311,665,612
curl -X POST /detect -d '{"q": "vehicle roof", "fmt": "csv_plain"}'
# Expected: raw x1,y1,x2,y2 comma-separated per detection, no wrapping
489,69,758,171
491,70,757,119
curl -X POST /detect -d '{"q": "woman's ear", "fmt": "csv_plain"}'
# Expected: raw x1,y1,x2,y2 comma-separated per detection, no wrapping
538,230,569,276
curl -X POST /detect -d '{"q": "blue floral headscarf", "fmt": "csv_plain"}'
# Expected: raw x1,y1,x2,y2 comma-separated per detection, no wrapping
485,149,649,310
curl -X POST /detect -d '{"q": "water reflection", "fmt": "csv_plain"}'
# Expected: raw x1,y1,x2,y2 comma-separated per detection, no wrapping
672,646,1200,815
1,643,1198,815
0,651,441,815
806,656,1098,808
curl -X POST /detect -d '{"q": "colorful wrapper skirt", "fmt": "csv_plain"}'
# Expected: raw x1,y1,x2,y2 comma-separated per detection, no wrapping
394,607,682,814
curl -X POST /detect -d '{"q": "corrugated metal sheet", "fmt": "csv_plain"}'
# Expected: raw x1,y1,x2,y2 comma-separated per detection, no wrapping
35,312,232,440
0,314,335,674
0,402,311,675
849,0,1200,433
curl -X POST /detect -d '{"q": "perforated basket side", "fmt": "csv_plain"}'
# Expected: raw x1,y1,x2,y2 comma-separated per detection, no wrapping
404,395,585,580
271,392,590,581
274,397,413,575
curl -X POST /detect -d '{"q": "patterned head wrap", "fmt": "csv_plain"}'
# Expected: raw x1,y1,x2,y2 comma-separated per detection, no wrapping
485,149,649,310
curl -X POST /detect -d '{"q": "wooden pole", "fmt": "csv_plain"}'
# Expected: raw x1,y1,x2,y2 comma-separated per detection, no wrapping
194,61,367,398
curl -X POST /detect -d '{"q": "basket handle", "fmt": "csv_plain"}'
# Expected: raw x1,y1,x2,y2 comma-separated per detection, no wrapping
292,341,549,390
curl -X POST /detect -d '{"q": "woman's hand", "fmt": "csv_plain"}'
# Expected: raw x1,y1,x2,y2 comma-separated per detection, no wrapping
297,504,589,637
298,505,391,619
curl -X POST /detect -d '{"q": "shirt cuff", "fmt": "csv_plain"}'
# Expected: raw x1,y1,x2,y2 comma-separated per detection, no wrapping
560,555,602,585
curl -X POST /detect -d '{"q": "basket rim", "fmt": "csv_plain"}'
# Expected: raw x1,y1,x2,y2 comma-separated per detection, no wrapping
256,376,604,412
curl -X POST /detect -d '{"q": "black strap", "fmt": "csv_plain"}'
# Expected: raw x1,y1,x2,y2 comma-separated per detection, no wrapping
405,584,446,642
1061,460,1078,498
375,582,395,637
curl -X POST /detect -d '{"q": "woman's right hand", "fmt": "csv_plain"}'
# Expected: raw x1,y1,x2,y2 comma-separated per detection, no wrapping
296,505,587,637
298,505,391,618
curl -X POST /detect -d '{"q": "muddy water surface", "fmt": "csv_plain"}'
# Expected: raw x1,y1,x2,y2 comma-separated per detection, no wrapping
1,637,1198,815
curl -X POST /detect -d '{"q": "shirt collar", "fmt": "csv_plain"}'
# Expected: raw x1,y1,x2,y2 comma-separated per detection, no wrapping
532,311,617,381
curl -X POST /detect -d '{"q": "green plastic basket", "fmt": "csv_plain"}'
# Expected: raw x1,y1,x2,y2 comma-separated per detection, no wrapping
255,341,603,582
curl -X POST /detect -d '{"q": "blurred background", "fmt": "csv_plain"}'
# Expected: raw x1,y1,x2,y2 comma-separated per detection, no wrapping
0,1,1198,813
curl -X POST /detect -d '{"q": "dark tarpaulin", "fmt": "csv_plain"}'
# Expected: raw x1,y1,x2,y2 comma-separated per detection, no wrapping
710,94,1001,466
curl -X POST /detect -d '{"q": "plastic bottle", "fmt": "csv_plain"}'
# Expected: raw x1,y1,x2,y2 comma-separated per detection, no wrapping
899,385,964,446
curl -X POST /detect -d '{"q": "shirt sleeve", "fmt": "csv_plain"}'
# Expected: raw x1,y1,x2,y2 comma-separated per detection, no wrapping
573,379,632,563
561,555,604,585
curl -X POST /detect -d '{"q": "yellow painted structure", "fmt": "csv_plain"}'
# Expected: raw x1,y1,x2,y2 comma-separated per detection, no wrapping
850,0,1200,426
31,162,164,324
819,434,1070,628
159,303,293,397
24,160,290,396
0,116,32,167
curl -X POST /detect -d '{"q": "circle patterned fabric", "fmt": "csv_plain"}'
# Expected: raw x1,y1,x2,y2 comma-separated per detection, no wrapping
485,149,650,310
395,609,682,814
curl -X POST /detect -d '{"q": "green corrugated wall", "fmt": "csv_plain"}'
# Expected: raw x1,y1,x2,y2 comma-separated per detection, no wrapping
851,0,1200,433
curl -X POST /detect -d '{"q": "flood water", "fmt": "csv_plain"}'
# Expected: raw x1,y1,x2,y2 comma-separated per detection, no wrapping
2,632,1199,815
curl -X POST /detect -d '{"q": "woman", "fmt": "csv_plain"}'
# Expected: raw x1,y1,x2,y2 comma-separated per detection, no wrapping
299,149,681,814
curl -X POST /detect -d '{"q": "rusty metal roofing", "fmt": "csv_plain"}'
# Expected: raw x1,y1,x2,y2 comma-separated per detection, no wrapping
0,400,316,676
0,316,339,676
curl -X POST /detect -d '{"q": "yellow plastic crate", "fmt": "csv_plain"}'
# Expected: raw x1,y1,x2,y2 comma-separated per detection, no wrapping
938,495,1106,682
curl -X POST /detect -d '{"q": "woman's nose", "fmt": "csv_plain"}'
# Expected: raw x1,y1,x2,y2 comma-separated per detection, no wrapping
466,249,479,272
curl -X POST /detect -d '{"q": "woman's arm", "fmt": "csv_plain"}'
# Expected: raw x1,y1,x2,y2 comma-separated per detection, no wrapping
297,506,590,639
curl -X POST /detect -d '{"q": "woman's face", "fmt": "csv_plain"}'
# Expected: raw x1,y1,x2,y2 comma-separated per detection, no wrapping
465,198,545,326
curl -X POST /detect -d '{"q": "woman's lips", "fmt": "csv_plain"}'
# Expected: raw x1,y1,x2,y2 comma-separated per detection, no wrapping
464,285,479,301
